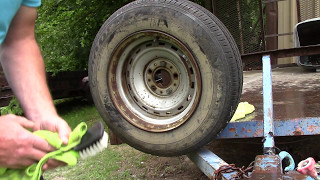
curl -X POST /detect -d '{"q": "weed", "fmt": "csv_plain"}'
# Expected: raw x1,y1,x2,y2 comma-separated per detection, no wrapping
0,97,23,115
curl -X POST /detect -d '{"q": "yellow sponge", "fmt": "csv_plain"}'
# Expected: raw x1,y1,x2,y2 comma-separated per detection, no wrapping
230,102,255,122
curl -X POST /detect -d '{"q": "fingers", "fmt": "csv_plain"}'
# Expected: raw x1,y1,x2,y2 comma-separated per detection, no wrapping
42,159,66,171
9,159,36,169
23,134,66,170
56,120,71,145
16,116,34,129
30,133,55,152
33,116,71,145
2,114,34,129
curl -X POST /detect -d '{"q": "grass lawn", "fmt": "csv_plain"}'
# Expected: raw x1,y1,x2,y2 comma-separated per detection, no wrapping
43,98,206,180
43,98,149,180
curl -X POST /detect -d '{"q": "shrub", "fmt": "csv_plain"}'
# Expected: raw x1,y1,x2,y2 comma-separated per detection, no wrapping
35,0,132,74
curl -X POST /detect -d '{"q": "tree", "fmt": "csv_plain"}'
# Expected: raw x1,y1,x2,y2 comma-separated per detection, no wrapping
36,0,206,73
36,0,132,73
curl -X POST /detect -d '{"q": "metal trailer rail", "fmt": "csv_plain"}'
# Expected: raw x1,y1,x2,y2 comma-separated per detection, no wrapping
188,55,316,180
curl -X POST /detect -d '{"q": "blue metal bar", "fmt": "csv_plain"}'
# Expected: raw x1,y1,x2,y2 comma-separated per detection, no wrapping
217,117,320,139
262,55,275,154
188,148,239,179
190,55,319,179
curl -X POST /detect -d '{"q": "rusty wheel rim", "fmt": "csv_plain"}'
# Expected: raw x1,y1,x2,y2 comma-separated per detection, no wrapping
108,30,201,132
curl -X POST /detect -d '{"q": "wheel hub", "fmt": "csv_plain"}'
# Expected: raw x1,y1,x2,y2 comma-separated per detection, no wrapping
108,30,201,132
145,58,180,96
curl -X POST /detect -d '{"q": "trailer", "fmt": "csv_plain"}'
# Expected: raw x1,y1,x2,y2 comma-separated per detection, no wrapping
86,0,320,179
189,55,320,179
1,1,319,178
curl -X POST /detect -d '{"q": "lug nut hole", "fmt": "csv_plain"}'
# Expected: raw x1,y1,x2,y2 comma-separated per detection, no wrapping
151,85,157,91
173,73,178,79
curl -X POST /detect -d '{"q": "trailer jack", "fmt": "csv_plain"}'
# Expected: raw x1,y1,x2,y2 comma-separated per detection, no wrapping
188,55,315,180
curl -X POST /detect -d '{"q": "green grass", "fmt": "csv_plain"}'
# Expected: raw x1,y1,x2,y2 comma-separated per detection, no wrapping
43,98,149,180
54,98,103,129
42,98,202,180
44,146,132,180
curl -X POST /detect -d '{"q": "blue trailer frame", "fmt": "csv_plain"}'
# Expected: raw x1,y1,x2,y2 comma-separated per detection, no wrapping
188,55,316,179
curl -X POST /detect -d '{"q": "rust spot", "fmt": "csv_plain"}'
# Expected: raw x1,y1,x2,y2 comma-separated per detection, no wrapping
229,128,236,133
253,129,263,137
268,109,272,118
307,125,317,132
293,127,304,135
251,155,282,179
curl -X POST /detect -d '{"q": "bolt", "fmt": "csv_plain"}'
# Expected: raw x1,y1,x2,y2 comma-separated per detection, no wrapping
182,55,188,61
166,88,172,95
151,85,157,91
187,95,191,101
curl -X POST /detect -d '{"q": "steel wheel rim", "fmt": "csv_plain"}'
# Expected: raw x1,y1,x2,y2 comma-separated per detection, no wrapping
108,30,201,132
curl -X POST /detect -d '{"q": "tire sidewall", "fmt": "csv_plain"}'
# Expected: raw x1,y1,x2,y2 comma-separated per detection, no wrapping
89,2,234,155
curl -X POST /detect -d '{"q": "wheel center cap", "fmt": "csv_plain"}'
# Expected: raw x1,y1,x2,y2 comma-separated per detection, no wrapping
145,58,180,96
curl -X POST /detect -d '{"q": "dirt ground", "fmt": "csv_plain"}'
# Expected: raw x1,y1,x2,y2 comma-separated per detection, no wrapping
135,155,209,180
110,144,209,180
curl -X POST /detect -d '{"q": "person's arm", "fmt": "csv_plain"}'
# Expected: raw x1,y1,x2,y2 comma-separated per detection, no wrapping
0,6,71,144
0,5,71,170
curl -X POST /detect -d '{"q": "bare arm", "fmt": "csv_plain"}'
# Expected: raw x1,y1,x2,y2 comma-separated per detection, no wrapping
0,6,57,119
0,5,71,169
0,5,72,142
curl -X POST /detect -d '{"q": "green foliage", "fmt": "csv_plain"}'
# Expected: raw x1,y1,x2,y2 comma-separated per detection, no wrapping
35,0,208,74
35,0,132,74
191,0,205,6
215,0,263,54
0,97,23,115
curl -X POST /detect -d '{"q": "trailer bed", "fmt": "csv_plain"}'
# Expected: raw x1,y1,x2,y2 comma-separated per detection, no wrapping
217,66,320,139
205,66,320,168
241,66,320,121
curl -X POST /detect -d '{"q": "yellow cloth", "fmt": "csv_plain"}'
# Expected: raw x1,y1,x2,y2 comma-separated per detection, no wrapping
230,102,255,122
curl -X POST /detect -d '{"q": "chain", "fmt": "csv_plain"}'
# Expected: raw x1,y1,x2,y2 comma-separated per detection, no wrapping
214,161,254,180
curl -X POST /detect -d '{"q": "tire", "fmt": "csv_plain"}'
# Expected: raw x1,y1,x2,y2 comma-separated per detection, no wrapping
89,0,243,156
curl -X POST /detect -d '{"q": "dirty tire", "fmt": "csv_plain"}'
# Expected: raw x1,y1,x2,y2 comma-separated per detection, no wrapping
89,0,243,156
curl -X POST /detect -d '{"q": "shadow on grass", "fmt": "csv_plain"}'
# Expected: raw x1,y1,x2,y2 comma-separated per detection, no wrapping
54,97,102,129
55,97,92,114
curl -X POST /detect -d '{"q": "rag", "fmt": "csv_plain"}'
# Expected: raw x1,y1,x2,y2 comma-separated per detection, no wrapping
0,122,88,180
230,102,255,122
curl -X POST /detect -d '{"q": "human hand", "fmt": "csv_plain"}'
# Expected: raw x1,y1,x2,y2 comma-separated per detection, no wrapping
30,114,71,170
0,114,55,169
31,114,71,145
